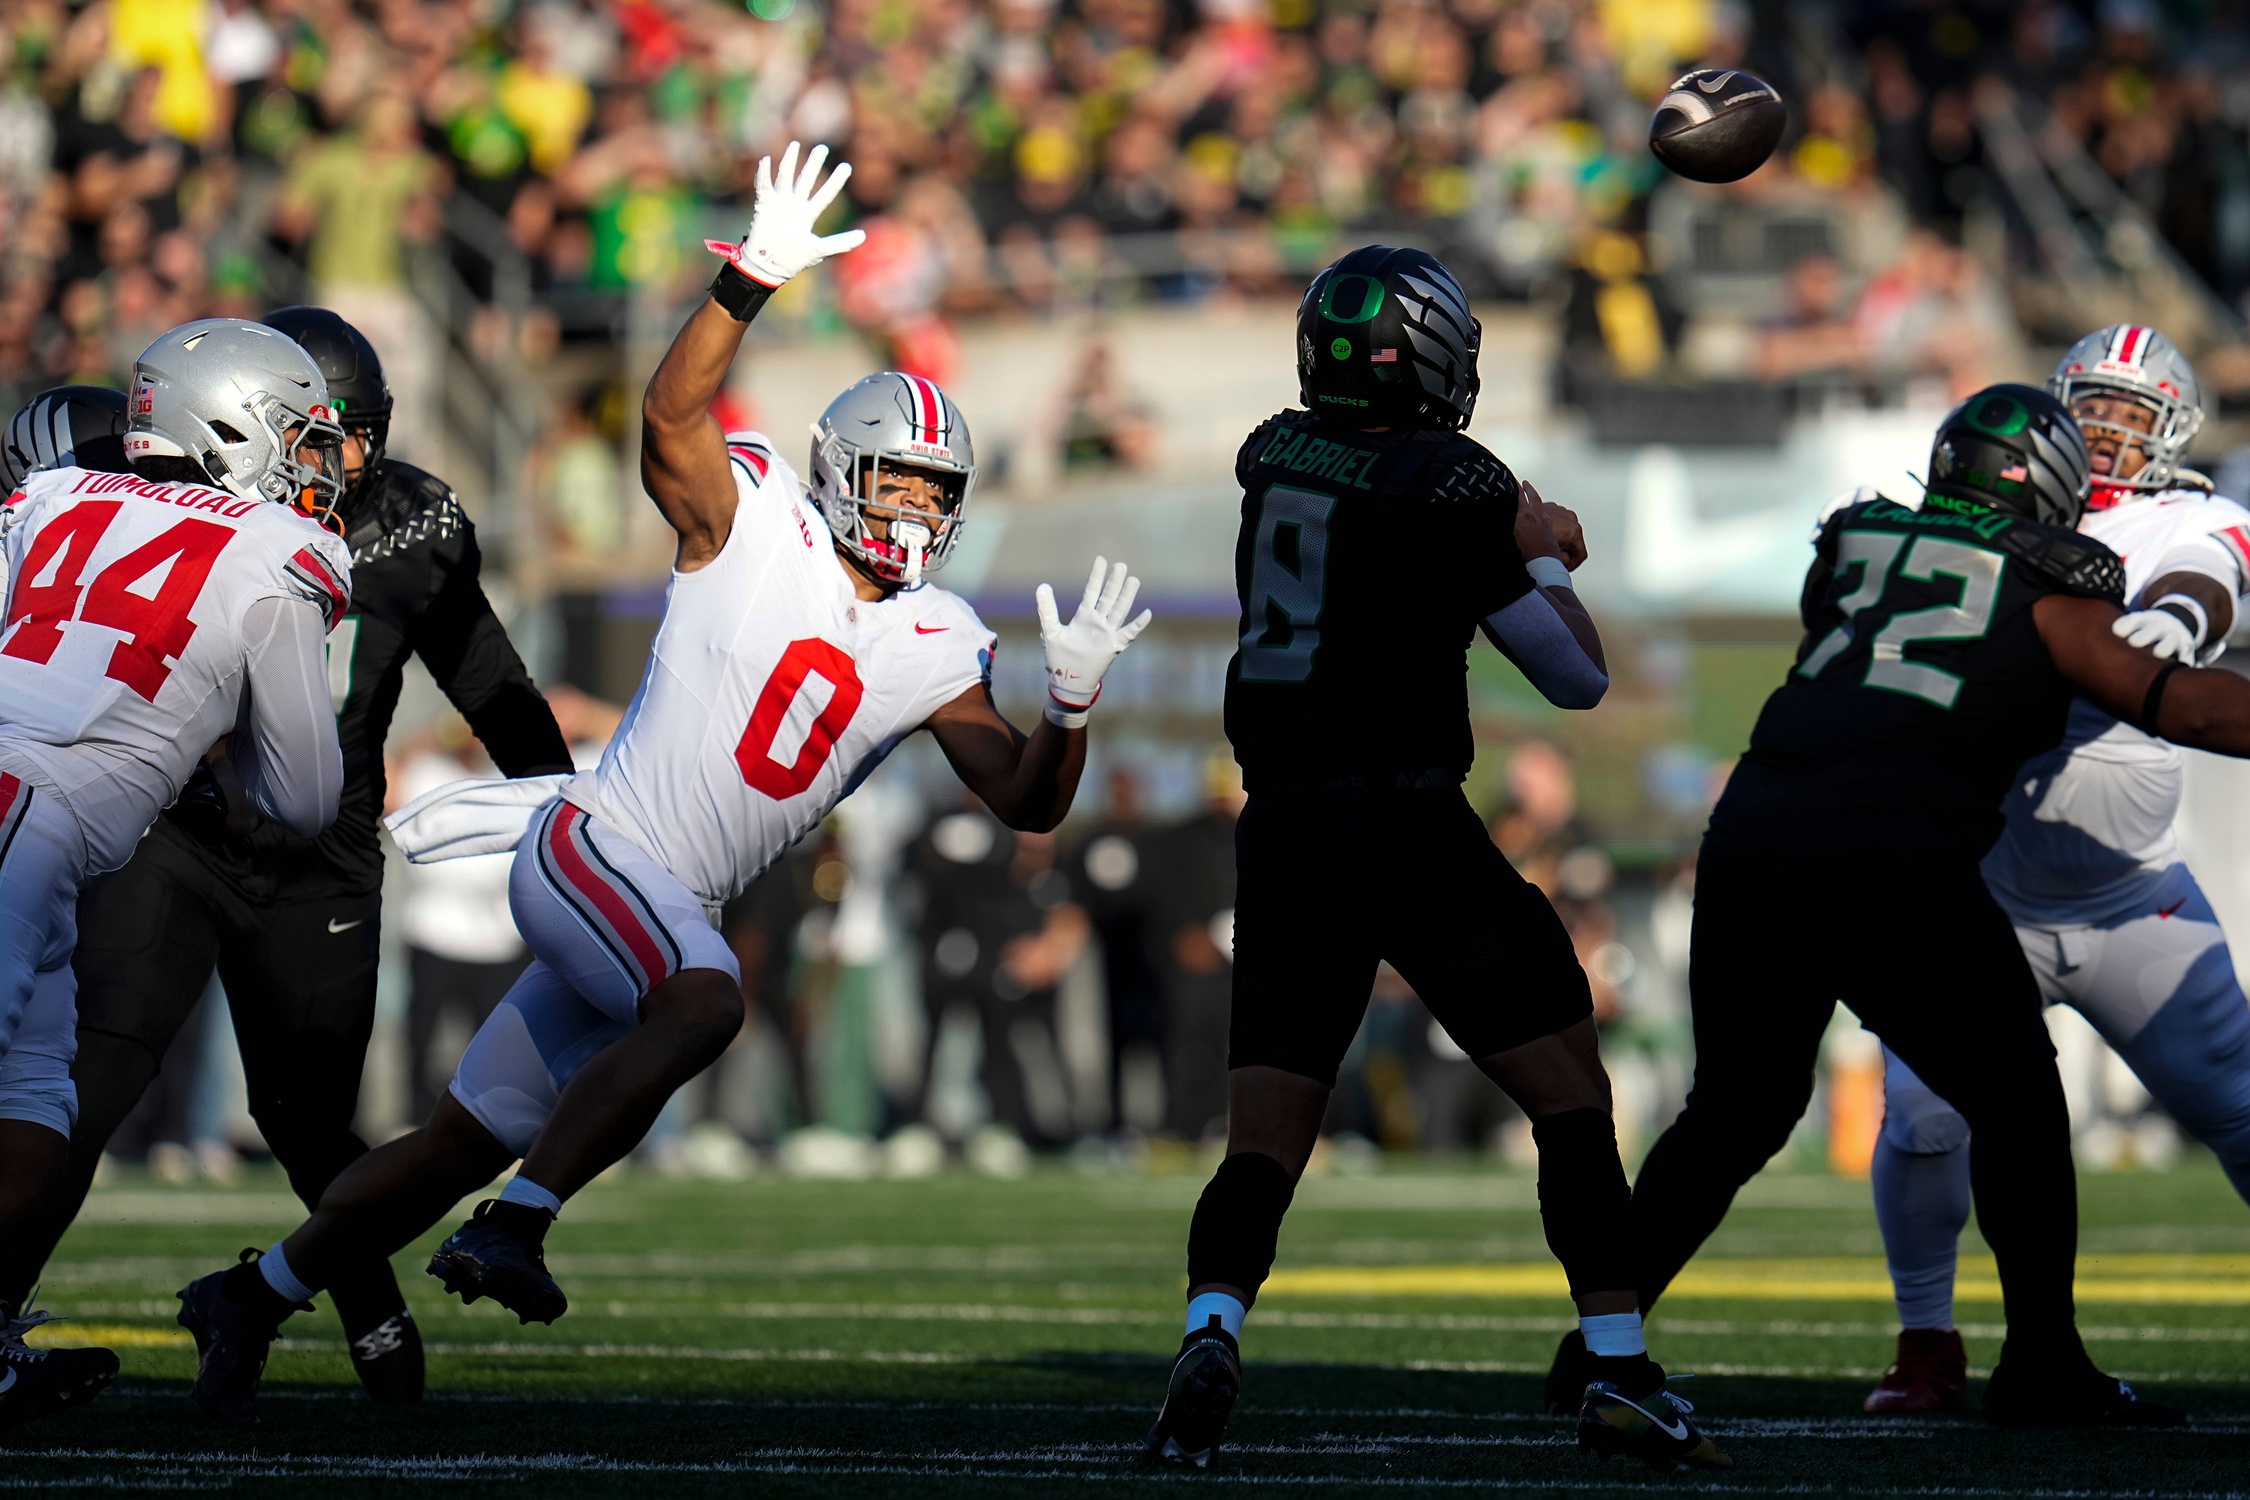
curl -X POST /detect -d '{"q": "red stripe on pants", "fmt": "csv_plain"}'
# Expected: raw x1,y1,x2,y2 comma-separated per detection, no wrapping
547,804,668,989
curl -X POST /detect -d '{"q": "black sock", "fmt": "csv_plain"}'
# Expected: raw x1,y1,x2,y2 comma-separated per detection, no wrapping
485,1199,555,1249
222,1256,304,1320
1587,1351,1665,1398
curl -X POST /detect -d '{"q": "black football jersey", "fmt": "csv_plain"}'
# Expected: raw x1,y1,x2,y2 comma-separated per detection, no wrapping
1222,410,1536,786
166,459,571,898
1705,492,2125,859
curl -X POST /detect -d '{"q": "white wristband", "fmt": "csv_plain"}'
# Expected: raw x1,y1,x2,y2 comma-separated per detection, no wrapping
1044,691,1093,729
1526,555,1573,592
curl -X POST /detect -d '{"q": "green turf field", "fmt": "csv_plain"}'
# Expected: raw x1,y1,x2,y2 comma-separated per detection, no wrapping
10,1158,2248,1496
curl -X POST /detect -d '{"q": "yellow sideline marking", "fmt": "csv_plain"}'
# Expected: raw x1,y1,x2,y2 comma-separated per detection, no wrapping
27,1323,193,1349
1263,1254,2250,1305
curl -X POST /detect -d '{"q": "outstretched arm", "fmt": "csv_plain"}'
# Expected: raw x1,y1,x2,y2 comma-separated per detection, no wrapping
641,142,864,573
2041,592,2250,755
927,686,1085,833
927,557,1153,831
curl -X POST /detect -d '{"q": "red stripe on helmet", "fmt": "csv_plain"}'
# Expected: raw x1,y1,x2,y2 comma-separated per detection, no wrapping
2116,325,2146,366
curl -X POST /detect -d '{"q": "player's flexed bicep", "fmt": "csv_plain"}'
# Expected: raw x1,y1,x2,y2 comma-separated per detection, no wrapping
643,143,864,573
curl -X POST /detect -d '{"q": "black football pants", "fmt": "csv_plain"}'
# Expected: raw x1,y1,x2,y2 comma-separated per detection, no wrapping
0,819,381,1308
1631,850,2089,1369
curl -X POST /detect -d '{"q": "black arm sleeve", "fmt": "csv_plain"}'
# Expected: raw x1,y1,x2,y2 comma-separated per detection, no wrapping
412,524,574,777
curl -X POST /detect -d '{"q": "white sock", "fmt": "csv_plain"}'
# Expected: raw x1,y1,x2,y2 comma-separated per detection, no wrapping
260,1242,316,1303
1186,1291,1245,1341
499,1175,563,1216
1871,1133,1969,1331
1580,1311,1646,1357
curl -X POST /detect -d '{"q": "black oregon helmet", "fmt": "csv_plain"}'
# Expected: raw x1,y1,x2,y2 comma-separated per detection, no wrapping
3,384,130,488
261,305,392,479
1926,383,2092,529
1297,246,1480,430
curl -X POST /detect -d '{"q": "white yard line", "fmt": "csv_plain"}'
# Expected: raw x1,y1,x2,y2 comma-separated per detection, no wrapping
9,1447,2250,1498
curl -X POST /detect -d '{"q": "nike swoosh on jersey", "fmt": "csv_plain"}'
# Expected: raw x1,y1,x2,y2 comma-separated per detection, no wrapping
913,624,948,634
2159,898,2188,919
328,918,364,934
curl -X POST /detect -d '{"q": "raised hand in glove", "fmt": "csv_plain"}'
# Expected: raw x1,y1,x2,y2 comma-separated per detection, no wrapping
1035,557,1154,728
704,141,866,289
2112,601,2203,664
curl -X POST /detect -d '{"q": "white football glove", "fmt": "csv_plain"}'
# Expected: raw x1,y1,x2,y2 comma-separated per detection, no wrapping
2113,605,2201,664
703,141,866,289
1035,557,1153,728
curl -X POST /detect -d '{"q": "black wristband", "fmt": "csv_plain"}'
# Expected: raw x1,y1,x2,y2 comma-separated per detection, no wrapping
2138,660,2187,735
2154,598,2207,641
710,260,777,323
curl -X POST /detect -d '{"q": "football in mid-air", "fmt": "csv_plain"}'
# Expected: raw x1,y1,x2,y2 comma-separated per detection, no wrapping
1649,68,1786,183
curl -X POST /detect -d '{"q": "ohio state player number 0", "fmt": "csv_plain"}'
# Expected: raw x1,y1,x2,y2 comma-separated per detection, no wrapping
734,637,866,799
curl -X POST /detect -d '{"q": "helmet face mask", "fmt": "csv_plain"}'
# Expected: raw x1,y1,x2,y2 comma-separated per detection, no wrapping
127,319,349,514
807,373,977,587
2047,324,2202,506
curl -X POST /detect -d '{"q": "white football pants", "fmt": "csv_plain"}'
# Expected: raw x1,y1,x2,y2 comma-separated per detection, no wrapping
1874,862,2250,1329
447,798,738,1157
0,759,86,1138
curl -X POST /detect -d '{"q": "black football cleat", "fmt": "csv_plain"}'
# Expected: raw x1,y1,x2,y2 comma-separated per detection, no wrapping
1544,1327,1593,1416
427,1200,567,1325
1144,1321,1242,1469
0,1304,118,1431
177,1251,308,1428
1579,1378,1733,1471
331,1259,424,1404
1984,1362,2186,1428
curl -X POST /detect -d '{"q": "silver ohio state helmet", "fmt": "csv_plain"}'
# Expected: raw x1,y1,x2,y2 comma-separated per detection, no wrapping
2047,324,2204,502
126,319,347,510
807,372,976,586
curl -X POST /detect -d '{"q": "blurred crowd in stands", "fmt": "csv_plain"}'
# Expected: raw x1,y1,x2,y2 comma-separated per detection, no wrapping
12,0,2250,416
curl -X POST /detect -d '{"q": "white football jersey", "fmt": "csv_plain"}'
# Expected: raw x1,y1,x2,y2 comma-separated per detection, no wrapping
1985,487,2250,923
563,433,996,905
0,465,352,872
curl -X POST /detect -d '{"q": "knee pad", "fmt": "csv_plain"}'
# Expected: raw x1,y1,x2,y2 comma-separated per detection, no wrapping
1530,1107,1633,1298
1186,1152,1297,1305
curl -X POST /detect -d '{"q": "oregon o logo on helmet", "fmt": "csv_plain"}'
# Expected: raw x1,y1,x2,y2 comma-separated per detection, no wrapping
1318,274,1386,325
1329,337,1352,359
1969,395,2028,436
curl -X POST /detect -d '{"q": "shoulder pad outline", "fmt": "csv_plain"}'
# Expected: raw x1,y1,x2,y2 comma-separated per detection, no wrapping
351,458,468,566
1993,520,2125,602
1429,446,1520,510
